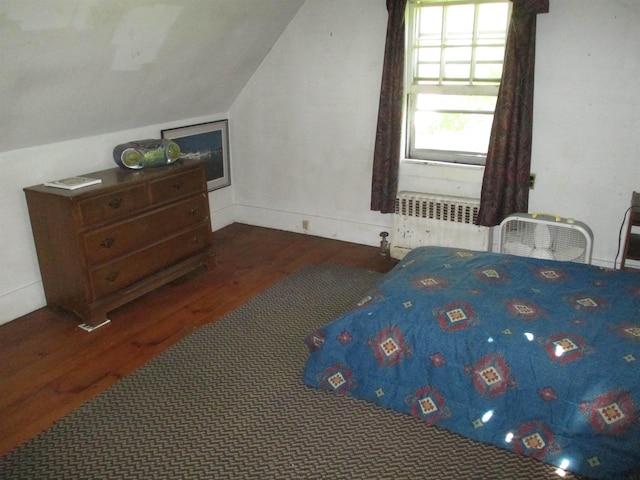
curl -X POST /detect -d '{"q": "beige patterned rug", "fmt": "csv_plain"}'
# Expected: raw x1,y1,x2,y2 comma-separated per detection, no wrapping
0,264,586,479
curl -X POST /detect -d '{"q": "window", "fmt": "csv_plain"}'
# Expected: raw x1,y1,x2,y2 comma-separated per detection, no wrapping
406,0,511,165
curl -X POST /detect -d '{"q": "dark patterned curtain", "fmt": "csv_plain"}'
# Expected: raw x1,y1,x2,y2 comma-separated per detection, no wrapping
370,0,407,214
476,0,549,226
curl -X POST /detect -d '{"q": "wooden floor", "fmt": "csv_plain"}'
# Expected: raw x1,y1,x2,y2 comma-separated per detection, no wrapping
0,223,396,457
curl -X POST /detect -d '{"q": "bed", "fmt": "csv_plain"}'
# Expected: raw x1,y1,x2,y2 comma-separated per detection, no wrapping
303,246,640,479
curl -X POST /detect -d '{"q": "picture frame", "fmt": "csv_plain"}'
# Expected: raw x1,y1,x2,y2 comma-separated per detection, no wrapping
161,120,230,191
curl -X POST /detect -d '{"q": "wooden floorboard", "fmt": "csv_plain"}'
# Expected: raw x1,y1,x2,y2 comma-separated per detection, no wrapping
0,223,396,456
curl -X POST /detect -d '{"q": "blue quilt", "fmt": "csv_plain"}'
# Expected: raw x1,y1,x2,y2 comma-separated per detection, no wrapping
303,247,640,479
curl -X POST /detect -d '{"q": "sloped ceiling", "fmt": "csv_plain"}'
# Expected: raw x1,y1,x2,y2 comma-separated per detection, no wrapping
0,0,305,153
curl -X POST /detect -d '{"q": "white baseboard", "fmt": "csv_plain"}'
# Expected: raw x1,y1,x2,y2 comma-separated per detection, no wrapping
209,203,236,231
0,283,46,326
233,204,392,248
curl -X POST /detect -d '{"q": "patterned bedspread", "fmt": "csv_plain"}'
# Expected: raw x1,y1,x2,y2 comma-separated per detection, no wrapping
303,246,640,479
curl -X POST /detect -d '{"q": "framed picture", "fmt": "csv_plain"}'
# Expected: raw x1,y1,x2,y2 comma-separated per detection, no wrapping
161,120,230,191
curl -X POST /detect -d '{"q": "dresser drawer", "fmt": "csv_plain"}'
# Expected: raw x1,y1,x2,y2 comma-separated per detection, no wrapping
149,168,205,204
82,194,210,266
89,223,211,300
79,184,149,226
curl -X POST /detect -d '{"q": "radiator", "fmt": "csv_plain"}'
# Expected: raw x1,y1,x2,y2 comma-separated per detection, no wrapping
390,191,491,259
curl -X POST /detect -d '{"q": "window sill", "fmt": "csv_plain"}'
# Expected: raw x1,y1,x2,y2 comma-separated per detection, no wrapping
402,158,485,171
398,158,484,199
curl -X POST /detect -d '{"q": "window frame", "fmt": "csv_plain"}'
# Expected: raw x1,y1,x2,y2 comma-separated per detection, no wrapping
405,0,511,166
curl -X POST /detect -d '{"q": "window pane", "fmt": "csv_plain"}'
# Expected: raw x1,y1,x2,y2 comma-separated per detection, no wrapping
444,46,471,76
476,46,505,63
417,64,441,80
416,46,441,81
444,5,474,46
416,94,497,112
417,47,441,63
477,3,509,44
444,63,471,79
417,6,443,43
444,46,471,62
475,62,503,81
475,45,505,81
414,111,493,154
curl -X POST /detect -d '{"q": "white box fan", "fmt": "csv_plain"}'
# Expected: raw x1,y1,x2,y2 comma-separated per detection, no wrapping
498,213,593,264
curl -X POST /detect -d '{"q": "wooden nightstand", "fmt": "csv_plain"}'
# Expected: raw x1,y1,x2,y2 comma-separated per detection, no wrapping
621,191,640,271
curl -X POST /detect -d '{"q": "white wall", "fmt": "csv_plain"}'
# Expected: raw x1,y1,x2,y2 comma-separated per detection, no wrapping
230,0,390,245
529,0,640,266
231,0,640,267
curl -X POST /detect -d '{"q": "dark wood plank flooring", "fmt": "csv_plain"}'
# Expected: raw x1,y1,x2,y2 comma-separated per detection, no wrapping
0,223,396,456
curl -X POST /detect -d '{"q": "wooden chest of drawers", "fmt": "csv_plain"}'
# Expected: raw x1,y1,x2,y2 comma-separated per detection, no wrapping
24,159,214,327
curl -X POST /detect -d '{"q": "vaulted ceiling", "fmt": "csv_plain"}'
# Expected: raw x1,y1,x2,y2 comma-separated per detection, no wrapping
0,0,305,153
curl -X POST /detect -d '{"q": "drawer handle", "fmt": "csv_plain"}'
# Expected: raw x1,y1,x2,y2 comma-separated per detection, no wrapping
100,237,116,248
105,271,120,282
172,180,184,190
108,197,123,209
188,207,200,216
190,236,202,245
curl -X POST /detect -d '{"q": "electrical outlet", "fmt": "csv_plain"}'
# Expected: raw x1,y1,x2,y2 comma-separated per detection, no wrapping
302,220,310,231
529,173,536,189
